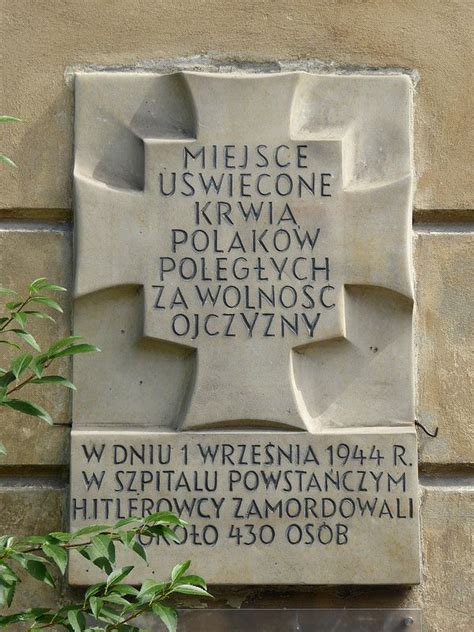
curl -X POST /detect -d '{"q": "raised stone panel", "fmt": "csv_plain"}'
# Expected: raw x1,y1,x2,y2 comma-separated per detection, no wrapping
71,429,420,585
73,71,414,432
71,70,420,585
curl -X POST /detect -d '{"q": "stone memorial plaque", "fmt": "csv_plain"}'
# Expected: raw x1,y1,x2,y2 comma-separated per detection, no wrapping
71,70,420,584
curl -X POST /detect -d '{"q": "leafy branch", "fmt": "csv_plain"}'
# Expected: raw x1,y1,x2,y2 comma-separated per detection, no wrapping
0,513,211,631
0,281,212,629
0,278,100,454
2,115,211,628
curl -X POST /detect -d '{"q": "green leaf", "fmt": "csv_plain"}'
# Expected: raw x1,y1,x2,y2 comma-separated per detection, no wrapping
11,352,33,378
28,277,48,292
68,609,86,632
0,116,22,123
155,526,181,543
114,517,142,529
95,605,121,624
30,375,76,389
2,399,53,424
42,542,68,574
129,539,147,562
0,562,19,583
119,531,134,547
48,531,72,542
78,547,91,561
172,584,212,598
106,565,133,590
48,531,71,542
7,551,26,567
84,581,106,601
0,608,52,625
40,284,67,293
0,441,6,456
11,329,41,351
18,535,47,546
180,574,207,589
5,579,16,607
71,524,110,539
108,584,138,597
0,386,6,402
28,278,66,294
91,534,115,563
89,596,103,618
151,603,177,632
171,559,191,583
47,335,83,354
144,511,184,525
0,288,17,296
12,312,27,328
0,614,28,626
2,535,16,549
5,300,23,310
24,559,55,588
138,579,167,599
93,557,114,575
102,593,130,606
0,371,15,387
0,154,17,168
23,310,55,322
30,356,46,378
31,296,63,312
51,343,100,359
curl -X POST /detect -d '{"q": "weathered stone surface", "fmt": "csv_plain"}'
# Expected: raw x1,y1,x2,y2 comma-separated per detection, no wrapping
0,417,69,466
70,430,420,585
0,229,72,430
0,485,65,534
420,485,473,632
1,1,472,210
415,230,474,465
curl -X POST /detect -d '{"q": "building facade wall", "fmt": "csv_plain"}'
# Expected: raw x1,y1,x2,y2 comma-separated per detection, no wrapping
1,2,472,630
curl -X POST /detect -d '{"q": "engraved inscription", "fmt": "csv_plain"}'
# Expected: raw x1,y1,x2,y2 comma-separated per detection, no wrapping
71,431,420,585
153,143,336,342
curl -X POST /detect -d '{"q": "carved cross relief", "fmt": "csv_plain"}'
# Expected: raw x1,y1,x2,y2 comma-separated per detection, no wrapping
73,71,413,432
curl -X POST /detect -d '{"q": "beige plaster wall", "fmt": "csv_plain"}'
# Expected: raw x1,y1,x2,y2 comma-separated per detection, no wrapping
1,0,473,212
1,2,473,631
